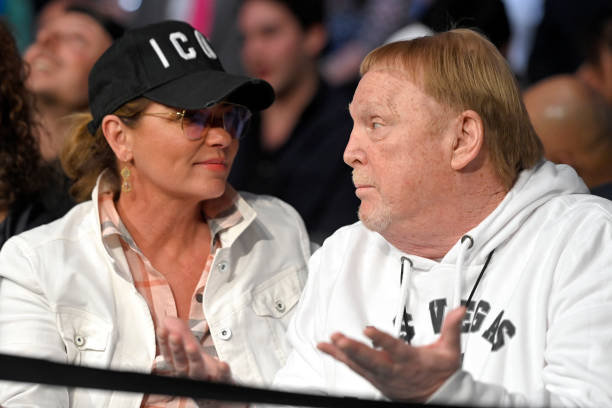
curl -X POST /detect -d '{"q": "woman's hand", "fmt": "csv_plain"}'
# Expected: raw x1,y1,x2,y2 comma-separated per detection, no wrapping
157,317,232,382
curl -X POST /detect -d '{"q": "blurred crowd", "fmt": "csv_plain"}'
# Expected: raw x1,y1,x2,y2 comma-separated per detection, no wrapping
1,0,612,247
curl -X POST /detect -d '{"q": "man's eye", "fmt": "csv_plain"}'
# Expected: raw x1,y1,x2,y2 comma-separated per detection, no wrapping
372,122,383,129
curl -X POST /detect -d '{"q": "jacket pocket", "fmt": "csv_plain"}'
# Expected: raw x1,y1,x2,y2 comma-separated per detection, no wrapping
56,307,112,366
251,265,303,320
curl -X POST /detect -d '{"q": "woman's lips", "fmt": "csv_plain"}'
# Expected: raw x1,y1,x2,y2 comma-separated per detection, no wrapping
195,159,227,171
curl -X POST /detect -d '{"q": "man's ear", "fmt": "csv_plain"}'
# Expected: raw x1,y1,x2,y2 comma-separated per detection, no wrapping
102,114,133,162
450,110,484,171
304,23,327,58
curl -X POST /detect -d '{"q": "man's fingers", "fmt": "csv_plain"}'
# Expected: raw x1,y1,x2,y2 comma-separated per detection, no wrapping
319,333,393,378
364,326,414,357
317,341,381,386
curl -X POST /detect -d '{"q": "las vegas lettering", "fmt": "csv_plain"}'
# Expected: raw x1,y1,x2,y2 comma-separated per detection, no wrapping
400,298,516,351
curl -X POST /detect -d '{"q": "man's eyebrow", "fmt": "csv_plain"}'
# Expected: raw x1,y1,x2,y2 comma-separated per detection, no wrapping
348,100,398,118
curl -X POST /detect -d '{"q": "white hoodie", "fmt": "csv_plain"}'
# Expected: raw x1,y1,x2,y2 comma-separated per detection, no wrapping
272,161,612,407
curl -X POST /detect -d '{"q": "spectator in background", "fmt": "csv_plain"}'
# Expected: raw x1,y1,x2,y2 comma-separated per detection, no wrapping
164,0,246,75
0,21,73,249
419,0,511,57
576,7,612,105
524,75,612,199
229,0,359,244
24,2,124,161
500,0,544,86
526,0,610,85
321,0,414,87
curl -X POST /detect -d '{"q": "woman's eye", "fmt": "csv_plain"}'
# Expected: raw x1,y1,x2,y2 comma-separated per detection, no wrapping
183,111,197,121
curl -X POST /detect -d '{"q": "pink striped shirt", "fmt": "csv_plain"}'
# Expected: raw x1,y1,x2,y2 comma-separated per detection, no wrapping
99,187,243,407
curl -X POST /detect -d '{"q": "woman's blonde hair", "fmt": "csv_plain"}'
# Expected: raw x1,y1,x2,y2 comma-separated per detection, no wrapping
61,98,152,202
360,29,543,189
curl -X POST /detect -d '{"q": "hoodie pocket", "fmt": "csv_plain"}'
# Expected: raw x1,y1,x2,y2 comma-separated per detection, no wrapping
56,307,112,367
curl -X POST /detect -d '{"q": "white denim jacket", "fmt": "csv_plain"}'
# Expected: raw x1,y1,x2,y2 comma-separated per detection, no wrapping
0,180,311,407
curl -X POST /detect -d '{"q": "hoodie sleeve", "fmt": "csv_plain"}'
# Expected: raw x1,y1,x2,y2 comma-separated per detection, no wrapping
427,370,561,406
430,199,612,407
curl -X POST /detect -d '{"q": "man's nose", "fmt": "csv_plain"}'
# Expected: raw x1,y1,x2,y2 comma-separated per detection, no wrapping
343,127,366,167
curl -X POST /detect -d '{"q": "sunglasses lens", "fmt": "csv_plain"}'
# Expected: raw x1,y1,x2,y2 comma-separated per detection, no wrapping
181,105,252,140
223,106,252,140
182,110,212,140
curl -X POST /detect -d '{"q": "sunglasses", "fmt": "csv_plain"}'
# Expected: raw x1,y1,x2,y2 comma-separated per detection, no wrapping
141,103,252,140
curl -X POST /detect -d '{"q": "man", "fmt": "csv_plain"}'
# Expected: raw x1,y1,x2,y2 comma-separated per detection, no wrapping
25,4,124,161
228,0,359,244
162,29,612,407
524,74,612,199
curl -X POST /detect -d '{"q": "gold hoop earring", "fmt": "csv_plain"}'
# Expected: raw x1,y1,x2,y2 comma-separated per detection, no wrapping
120,167,132,193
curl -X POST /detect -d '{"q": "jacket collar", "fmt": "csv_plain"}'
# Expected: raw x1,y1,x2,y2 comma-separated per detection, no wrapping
86,170,258,281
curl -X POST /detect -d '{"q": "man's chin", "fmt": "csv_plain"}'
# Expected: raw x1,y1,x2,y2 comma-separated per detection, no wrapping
358,206,391,233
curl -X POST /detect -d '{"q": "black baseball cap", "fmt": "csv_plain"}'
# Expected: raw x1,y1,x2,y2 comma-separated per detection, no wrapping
87,20,274,134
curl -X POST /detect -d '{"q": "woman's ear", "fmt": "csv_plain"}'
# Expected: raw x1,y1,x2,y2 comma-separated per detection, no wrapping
102,115,133,162
450,110,484,171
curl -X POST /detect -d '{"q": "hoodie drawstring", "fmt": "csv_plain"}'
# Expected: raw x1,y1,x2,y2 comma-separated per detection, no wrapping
454,235,474,308
455,235,495,362
393,236,495,358
394,256,413,337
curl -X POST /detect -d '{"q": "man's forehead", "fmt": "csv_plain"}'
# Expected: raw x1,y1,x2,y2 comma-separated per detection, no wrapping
351,70,415,108
348,94,398,117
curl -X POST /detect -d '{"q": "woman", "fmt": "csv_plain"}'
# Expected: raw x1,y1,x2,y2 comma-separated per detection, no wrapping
0,21,73,249
0,21,311,407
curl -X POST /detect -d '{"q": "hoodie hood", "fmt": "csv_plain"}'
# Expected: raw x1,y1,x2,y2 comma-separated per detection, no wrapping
441,160,588,266
390,160,589,339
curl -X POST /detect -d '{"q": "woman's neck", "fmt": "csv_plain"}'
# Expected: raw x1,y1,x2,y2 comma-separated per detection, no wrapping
115,191,209,259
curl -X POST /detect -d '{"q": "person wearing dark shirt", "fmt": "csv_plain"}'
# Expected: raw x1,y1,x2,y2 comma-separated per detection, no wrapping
229,0,359,244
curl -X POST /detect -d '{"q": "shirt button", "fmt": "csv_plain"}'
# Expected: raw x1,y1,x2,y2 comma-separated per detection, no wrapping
275,301,286,313
217,262,228,272
219,328,232,340
75,335,85,347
